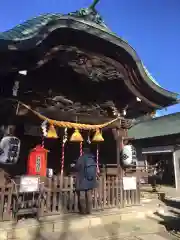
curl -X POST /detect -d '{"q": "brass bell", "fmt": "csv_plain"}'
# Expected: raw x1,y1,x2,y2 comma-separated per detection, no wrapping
70,129,83,142
92,129,104,142
47,124,58,138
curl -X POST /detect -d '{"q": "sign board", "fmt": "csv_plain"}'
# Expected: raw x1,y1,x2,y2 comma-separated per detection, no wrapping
19,176,39,193
123,177,137,190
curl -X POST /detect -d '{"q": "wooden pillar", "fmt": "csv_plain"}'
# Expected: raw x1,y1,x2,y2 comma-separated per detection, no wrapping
116,129,123,177
173,146,180,190
114,128,126,208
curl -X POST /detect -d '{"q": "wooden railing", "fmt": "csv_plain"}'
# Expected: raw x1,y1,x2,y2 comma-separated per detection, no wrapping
0,174,140,221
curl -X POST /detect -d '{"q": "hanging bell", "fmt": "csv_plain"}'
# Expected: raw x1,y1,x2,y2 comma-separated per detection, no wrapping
70,129,83,142
47,124,58,138
92,129,104,142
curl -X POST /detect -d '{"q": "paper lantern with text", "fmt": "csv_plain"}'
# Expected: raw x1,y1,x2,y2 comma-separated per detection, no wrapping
27,145,49,176
0,136,21,164
121,145,133,166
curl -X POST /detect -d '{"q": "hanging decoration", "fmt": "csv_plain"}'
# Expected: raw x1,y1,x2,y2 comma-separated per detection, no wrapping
70,129,83,142
41,135,45,148
121,142,137,167
47,124,58,138
0,136,21,164
92,129,103,174
41,120,48,137
17,102,119,130
96,144,100,173
80,141,83,156
41,120,48,147
87,132,91,144
92,129,104,142
121,144,133,166
27,145,48,177
61,128,68,175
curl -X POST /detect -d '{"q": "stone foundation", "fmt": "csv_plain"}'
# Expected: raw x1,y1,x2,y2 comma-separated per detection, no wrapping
0,206,161,240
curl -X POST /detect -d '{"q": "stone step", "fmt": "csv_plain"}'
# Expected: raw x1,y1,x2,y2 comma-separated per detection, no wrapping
141,191,160,199
0,206,164,240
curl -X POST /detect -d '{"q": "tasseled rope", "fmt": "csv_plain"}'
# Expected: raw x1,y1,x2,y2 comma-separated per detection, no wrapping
61,128,67,176
61,143,65,175
96,144,100,173
41,136,45,148
80,142,83,156
41,120,48,148
19,102,119,130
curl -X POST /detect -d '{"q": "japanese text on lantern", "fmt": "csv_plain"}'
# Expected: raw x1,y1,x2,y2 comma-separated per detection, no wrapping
36,156,41,172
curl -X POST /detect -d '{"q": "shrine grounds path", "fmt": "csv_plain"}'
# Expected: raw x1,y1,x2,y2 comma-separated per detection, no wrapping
1,199,180,240
40,219,173,240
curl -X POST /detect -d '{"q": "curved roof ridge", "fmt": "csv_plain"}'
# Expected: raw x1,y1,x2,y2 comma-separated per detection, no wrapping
0,13,176,97
0,13,62,40
0,2,178,107
142,63,160,87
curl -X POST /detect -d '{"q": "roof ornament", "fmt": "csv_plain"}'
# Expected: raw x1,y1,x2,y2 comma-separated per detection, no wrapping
89,0,100,9
69,0,107,27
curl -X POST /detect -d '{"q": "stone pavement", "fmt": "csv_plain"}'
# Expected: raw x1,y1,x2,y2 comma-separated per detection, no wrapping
0,202,176,239
39,219,171,240
40,232,172,240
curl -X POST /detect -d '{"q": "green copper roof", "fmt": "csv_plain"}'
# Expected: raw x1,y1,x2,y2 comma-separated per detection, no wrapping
0,0,113,41
0,14,63,40
0,5,164,90
0,0,178,101
142,63,160,87
128,113,180,139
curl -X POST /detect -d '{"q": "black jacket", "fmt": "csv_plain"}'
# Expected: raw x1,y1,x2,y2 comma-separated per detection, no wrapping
74,153,98,191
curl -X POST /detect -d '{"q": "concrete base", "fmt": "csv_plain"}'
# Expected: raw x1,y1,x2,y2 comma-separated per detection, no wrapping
0,205,163,240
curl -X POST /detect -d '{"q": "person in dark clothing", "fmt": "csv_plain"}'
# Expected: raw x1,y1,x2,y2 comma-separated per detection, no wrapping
151,161,164,192
72,147,98,214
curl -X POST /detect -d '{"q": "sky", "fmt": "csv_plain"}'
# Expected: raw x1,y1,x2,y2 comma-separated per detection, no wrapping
0,0,180,116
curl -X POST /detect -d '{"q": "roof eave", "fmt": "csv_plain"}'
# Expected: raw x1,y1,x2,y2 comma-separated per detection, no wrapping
0,15,178,107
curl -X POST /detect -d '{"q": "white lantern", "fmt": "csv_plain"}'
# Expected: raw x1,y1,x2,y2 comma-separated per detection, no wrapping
121,144,133,166
0,136,21,164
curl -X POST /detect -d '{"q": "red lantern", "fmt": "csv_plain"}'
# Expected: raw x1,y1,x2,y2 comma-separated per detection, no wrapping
27,145,49,177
